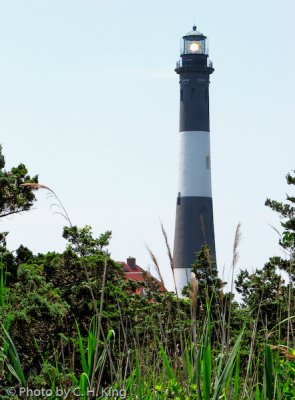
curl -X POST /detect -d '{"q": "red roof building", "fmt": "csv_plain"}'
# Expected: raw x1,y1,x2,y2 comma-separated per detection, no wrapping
119,257,166,296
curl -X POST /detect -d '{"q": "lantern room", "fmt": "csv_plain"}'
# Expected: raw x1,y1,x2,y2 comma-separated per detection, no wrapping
176,25,213,73
181,25,208,55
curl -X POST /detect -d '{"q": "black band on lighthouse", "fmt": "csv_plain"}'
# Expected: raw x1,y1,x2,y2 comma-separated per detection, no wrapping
174,196,215,269
179,74,210,132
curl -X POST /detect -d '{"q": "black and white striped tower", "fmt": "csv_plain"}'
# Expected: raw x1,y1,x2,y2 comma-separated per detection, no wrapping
173,25,215,294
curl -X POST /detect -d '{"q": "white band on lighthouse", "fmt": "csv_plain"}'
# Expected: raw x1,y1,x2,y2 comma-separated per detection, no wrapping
174,268,192,295
177,131,212,198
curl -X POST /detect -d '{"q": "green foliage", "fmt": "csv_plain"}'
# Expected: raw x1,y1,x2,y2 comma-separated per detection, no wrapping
235,171,295,348
276,354,295,398
191,245,223,298
188,246,224,326
235,260,285,313
265,170,295,266
0,147,294,399
0,145,38,220
63,225,112,257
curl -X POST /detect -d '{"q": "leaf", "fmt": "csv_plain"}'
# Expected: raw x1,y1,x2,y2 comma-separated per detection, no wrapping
1,325,26,386
76,321,89,375
264,345,273,400
159,344,176,381
212,329,244,400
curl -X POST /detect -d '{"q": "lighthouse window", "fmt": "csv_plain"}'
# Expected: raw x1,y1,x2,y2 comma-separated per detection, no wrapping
177,192,181,205
191,88,195,99
180,89,183,101
206,156,211,169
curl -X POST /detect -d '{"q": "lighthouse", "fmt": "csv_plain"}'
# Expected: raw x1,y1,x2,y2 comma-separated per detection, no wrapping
173,25,215,295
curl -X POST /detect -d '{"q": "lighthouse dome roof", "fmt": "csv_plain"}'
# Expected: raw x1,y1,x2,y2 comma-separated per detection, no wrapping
183,25,206,40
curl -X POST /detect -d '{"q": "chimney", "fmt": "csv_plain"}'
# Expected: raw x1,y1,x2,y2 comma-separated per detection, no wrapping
127,257,136,269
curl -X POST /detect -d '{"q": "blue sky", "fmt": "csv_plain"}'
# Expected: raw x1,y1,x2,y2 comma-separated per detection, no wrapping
0,0,294,291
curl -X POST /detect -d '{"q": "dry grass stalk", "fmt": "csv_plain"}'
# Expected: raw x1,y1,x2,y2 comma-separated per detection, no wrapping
242,299,262,397
159,221,187,370
145,246,165,288
226,223,242,358
189,272,199,367
20,183,50,190
160,220,173,264
200,214,207,245
160,220,178,297
271,345,295,360
189,272,199,310
287,258,294,347
20,182,72,226
232,222,242,270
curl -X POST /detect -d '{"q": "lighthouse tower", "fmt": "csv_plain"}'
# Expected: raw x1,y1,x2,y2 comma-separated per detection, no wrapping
173,26,215,295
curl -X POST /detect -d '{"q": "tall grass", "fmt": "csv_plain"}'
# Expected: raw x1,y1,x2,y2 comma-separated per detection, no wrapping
2,314,294,399
1,185,291,398
0,325,26,387
0,259,6,307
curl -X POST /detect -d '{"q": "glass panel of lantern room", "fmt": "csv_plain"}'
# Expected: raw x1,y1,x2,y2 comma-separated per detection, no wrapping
184,40,206,54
